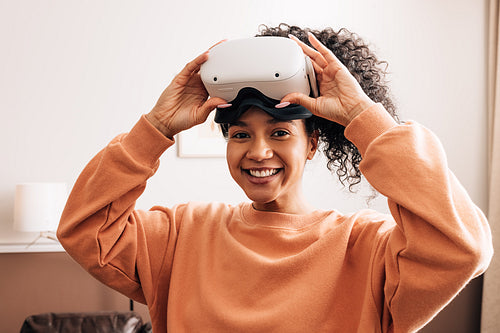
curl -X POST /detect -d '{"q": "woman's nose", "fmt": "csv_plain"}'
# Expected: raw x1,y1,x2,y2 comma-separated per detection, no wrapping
246,138,273,161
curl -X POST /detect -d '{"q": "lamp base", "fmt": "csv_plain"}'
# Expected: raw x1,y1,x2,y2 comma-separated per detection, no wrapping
26,231,58,249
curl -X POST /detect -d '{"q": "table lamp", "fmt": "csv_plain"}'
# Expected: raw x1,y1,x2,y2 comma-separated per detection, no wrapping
13,182,68,247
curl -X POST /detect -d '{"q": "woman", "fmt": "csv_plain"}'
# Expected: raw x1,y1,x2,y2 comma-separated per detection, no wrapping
57,25,493,332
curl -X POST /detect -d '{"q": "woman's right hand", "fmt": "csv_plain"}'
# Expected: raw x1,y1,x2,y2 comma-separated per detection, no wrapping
146,50,227,139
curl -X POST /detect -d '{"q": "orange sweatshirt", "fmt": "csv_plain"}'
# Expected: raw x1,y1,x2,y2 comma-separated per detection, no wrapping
57,104,493,333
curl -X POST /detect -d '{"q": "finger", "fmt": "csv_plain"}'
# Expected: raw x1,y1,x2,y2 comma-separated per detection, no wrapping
279,92,319,115
182,39,227,79
307,33,344,69
198,96,228,119
208,39,227,50
206,96,228,110
186,51,209,74
289,34,328,68
176,51,209,85
310,58,324,75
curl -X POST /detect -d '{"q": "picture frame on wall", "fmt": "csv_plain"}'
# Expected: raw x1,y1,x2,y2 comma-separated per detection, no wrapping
177,112,226,158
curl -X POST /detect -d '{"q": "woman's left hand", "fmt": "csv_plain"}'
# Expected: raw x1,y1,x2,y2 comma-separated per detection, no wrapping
281,33,375,127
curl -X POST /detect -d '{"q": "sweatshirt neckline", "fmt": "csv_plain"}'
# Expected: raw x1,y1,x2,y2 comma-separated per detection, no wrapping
240,202,334,230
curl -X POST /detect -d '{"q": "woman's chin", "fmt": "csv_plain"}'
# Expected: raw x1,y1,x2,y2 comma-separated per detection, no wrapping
245,192,277,207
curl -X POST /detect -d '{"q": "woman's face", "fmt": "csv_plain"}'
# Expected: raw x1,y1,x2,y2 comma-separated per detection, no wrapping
226,107,317,213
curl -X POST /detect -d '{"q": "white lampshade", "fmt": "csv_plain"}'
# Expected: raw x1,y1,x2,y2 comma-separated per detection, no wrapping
14,183,68,232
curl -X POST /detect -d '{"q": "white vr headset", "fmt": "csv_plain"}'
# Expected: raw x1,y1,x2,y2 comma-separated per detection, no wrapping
200,37,319,123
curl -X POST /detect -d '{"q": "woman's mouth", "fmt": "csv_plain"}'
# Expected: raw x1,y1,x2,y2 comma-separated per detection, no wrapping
247,168,281,178
243,168,282,184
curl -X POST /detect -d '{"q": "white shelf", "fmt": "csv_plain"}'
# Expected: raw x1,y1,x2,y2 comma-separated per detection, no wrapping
0,242,64,253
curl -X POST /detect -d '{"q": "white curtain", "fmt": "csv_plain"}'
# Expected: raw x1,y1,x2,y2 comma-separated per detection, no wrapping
481,0,500,332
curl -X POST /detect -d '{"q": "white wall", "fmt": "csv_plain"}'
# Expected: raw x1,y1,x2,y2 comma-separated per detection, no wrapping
0,0,487,245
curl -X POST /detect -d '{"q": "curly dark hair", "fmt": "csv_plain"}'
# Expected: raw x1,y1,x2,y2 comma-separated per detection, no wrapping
222,24,399,189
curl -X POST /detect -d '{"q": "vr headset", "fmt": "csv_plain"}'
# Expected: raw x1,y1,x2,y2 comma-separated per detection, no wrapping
200,37,319,123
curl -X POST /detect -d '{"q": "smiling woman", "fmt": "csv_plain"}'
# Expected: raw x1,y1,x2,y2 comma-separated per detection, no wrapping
56,24,493,333
226,107,317,214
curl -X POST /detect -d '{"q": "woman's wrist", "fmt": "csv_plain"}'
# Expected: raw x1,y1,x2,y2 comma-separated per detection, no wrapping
145,111,175,139
344,99,376,126
344,103,398,156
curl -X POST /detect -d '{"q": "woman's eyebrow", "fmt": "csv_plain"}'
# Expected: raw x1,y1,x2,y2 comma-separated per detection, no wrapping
267,118,297,127
228,121,247,128
227,118,296,128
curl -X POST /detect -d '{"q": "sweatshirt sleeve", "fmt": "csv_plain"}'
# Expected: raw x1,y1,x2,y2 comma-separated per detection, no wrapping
344,104,493,332
57,115,175,304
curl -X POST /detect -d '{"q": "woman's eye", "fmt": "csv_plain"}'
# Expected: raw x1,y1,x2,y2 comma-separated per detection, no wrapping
231,132,249,139
272,130,289,137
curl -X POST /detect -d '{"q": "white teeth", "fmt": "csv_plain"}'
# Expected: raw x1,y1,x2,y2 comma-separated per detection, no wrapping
249,169,279,178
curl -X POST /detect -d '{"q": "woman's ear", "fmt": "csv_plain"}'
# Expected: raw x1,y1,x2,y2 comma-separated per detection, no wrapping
307,130,319,160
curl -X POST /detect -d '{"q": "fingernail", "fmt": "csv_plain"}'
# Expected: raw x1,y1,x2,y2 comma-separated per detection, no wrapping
217,103,232,108
275,102,290,108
